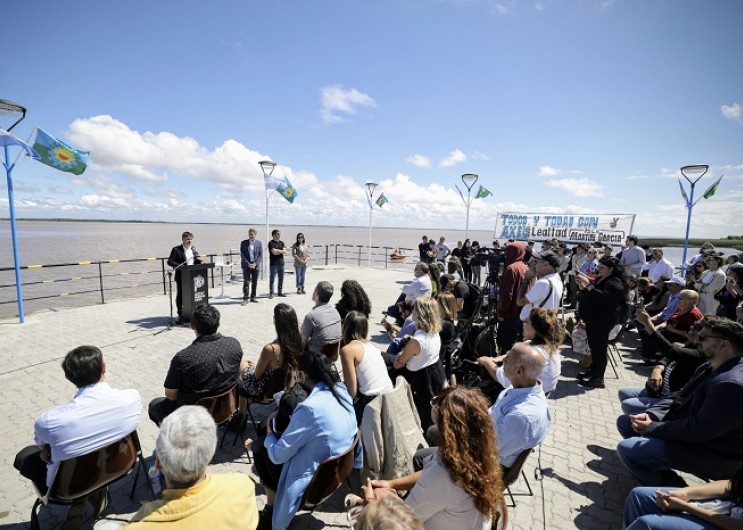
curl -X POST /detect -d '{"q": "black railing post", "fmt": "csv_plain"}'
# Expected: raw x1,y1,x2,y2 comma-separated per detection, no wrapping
98,262,105,304
358,246,362,266
385,247,388,269
161,258,166,294
335,245,338,265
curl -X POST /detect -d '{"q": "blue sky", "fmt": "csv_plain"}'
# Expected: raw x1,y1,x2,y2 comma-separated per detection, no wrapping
2,0,742,238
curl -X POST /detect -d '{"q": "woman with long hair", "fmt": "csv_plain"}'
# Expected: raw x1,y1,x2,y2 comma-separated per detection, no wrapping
392,296,445,430
575,255,628,388
240,303,303,398
336,279,372,321
358,386,505,529
716,265,743,320
340,311,393,425
252,350,357,530
437,291,458,378
428,262,441,296
461,239,473,283
291,233,309,294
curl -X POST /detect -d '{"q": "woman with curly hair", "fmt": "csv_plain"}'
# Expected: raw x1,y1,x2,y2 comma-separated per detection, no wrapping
357,385,504,529
335,279,372,321
239,303,302,398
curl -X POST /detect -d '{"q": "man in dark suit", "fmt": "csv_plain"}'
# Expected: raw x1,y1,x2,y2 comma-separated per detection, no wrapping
167,231,202,324
616,316,743,486
240,228,262,305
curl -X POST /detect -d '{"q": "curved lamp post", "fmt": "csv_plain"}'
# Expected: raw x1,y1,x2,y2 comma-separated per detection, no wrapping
461,173,479,239
678,164,708,276
259,160,277,275
365,181,378,268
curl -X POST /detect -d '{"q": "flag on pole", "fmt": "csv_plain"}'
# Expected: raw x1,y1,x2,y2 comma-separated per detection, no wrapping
276,177,298,203
475,185,492,199
375,193,388,207
32,127,89,175
677,178,688,203
264,173,283,190
0,129,40,159
702,176,723,200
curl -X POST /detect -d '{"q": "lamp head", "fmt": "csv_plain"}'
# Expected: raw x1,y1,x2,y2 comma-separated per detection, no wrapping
258,160,277,175
680,164,708,184
461,173,479,190
365,181,378,195
0,99,27,132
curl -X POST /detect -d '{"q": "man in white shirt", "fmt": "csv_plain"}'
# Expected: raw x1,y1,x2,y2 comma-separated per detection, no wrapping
384,262,432,324
621,235,646,276
642,248,675,283
14,346,141,528
517,250,564,321
434,237,450,264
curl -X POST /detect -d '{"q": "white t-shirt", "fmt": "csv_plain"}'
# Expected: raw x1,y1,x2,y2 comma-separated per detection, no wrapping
355,342,394,396
435,243,450,260
403,330,441,372
496,344,561,394
520,273,563,321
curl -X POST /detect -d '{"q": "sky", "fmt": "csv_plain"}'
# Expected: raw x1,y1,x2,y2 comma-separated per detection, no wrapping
1,0,742,238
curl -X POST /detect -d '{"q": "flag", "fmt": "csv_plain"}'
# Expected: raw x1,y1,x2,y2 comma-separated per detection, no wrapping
702,176,723,200
264,173,283,190
276,177,298,203
677,178,688,203
0,129,40,159
32,127,89,175
475,185,493,199
375,193,388,207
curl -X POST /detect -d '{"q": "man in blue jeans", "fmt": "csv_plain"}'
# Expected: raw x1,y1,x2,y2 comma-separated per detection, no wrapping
267,229,287,298
616,317,743,487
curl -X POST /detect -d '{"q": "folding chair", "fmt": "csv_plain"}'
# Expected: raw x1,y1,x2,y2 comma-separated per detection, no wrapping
195,383,240,448
502,447,535,507
30,430,153,530
606,322,629,379
300,431,361,511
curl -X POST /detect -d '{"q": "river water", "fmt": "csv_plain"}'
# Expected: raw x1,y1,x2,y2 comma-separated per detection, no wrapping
0,220,739,319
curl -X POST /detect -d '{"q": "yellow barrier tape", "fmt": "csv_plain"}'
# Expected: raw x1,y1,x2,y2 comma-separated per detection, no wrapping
43,280,53,283
146,257,156,261
120,272,130,275
59,293,69,297
28,264,43,269
73,277,81,280
78,261,91,265
108,260,120,263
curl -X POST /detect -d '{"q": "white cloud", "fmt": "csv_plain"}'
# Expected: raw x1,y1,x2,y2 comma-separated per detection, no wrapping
534,1,544,10
406,154,433,168
721,102,742,124
545,178,604,198
439,149,468,167
50,186,73,194
319,85,376,125
538,165,560,177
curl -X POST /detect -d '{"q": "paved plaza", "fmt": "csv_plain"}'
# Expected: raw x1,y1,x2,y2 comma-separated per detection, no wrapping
0,265,678,529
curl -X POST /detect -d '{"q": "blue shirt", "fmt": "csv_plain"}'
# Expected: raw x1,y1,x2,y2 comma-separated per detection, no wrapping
264,381,359,530
489,383,551,468
659,292,680,322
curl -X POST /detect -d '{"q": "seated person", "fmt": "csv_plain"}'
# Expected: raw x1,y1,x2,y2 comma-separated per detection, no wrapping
336,279,372,321
618,309,706,414
124,406,258,529
616,317,743,486
391,296,445,432
641,290,703,363
623,465,743,530
301,281,342,355
149,304,243,425
347,496,424,530
354,386,504,530
339,311,394,425
385,263,432,324
251,351,359,530
440,274,477,320
437,292,458,378
383,300,416,358
14,345,141,529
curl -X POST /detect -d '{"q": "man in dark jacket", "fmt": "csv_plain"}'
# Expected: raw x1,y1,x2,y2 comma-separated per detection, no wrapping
616,316,743,486
496,242,529,354
167,231,203,324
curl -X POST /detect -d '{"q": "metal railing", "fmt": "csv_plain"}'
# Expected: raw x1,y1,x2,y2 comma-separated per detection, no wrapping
0,245,418,318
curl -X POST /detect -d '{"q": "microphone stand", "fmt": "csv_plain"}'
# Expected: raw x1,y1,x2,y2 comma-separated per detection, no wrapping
157,260,188,334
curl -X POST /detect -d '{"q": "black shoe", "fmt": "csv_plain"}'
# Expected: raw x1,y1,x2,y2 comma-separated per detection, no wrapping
250,298,258,303
269,293,273,299
174,318,183,326
577,370,592,380
578,378,605,389
278,292,287,297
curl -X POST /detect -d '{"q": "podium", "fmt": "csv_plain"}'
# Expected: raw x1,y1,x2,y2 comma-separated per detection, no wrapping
181,263,215,322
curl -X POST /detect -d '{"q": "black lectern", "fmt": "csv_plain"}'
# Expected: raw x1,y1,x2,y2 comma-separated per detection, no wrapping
181,263,215,322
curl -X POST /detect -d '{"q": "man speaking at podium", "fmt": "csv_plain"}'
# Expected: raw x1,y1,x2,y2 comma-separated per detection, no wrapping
168,231,203,324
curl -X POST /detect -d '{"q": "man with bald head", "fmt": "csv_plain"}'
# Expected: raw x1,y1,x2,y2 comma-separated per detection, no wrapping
489,342,552,469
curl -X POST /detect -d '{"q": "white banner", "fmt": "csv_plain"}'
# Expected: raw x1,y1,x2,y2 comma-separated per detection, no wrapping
495,212,636,245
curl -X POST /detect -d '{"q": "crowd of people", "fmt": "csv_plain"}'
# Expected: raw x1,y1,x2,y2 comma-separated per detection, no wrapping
14,231,743,530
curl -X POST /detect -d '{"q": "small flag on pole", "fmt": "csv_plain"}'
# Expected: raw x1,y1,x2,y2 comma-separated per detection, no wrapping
677,178,689,203
32,127,89,175
264,173,283,191
475,185,493,199
276,177,298,203
375,193,388,207
0,129,39,159
702,176,723,200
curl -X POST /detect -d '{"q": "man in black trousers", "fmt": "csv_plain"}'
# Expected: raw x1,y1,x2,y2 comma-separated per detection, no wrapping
167,231,202,324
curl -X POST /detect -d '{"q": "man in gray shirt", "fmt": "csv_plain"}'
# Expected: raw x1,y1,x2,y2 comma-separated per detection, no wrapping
621,235,646,276
301,281,342,354
434,236,450,264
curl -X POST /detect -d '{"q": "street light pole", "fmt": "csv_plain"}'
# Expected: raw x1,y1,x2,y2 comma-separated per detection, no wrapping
461,173,479,239
259,160,277,276
678,164,708,277
365,181,377,268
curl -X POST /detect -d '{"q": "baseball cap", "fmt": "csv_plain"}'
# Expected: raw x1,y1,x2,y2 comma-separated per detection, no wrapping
663,277,685,286
537,250,560,269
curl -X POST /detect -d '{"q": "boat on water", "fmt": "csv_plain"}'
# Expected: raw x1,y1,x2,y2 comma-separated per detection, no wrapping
389,248,406,261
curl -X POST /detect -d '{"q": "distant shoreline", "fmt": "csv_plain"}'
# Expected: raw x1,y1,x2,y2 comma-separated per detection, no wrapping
2,217,742,250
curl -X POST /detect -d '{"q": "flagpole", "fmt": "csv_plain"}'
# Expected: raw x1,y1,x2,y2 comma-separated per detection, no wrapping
4,144,25,323
259,160,278,277
461,174,479,240
11,125,36,168
365,182,377,268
